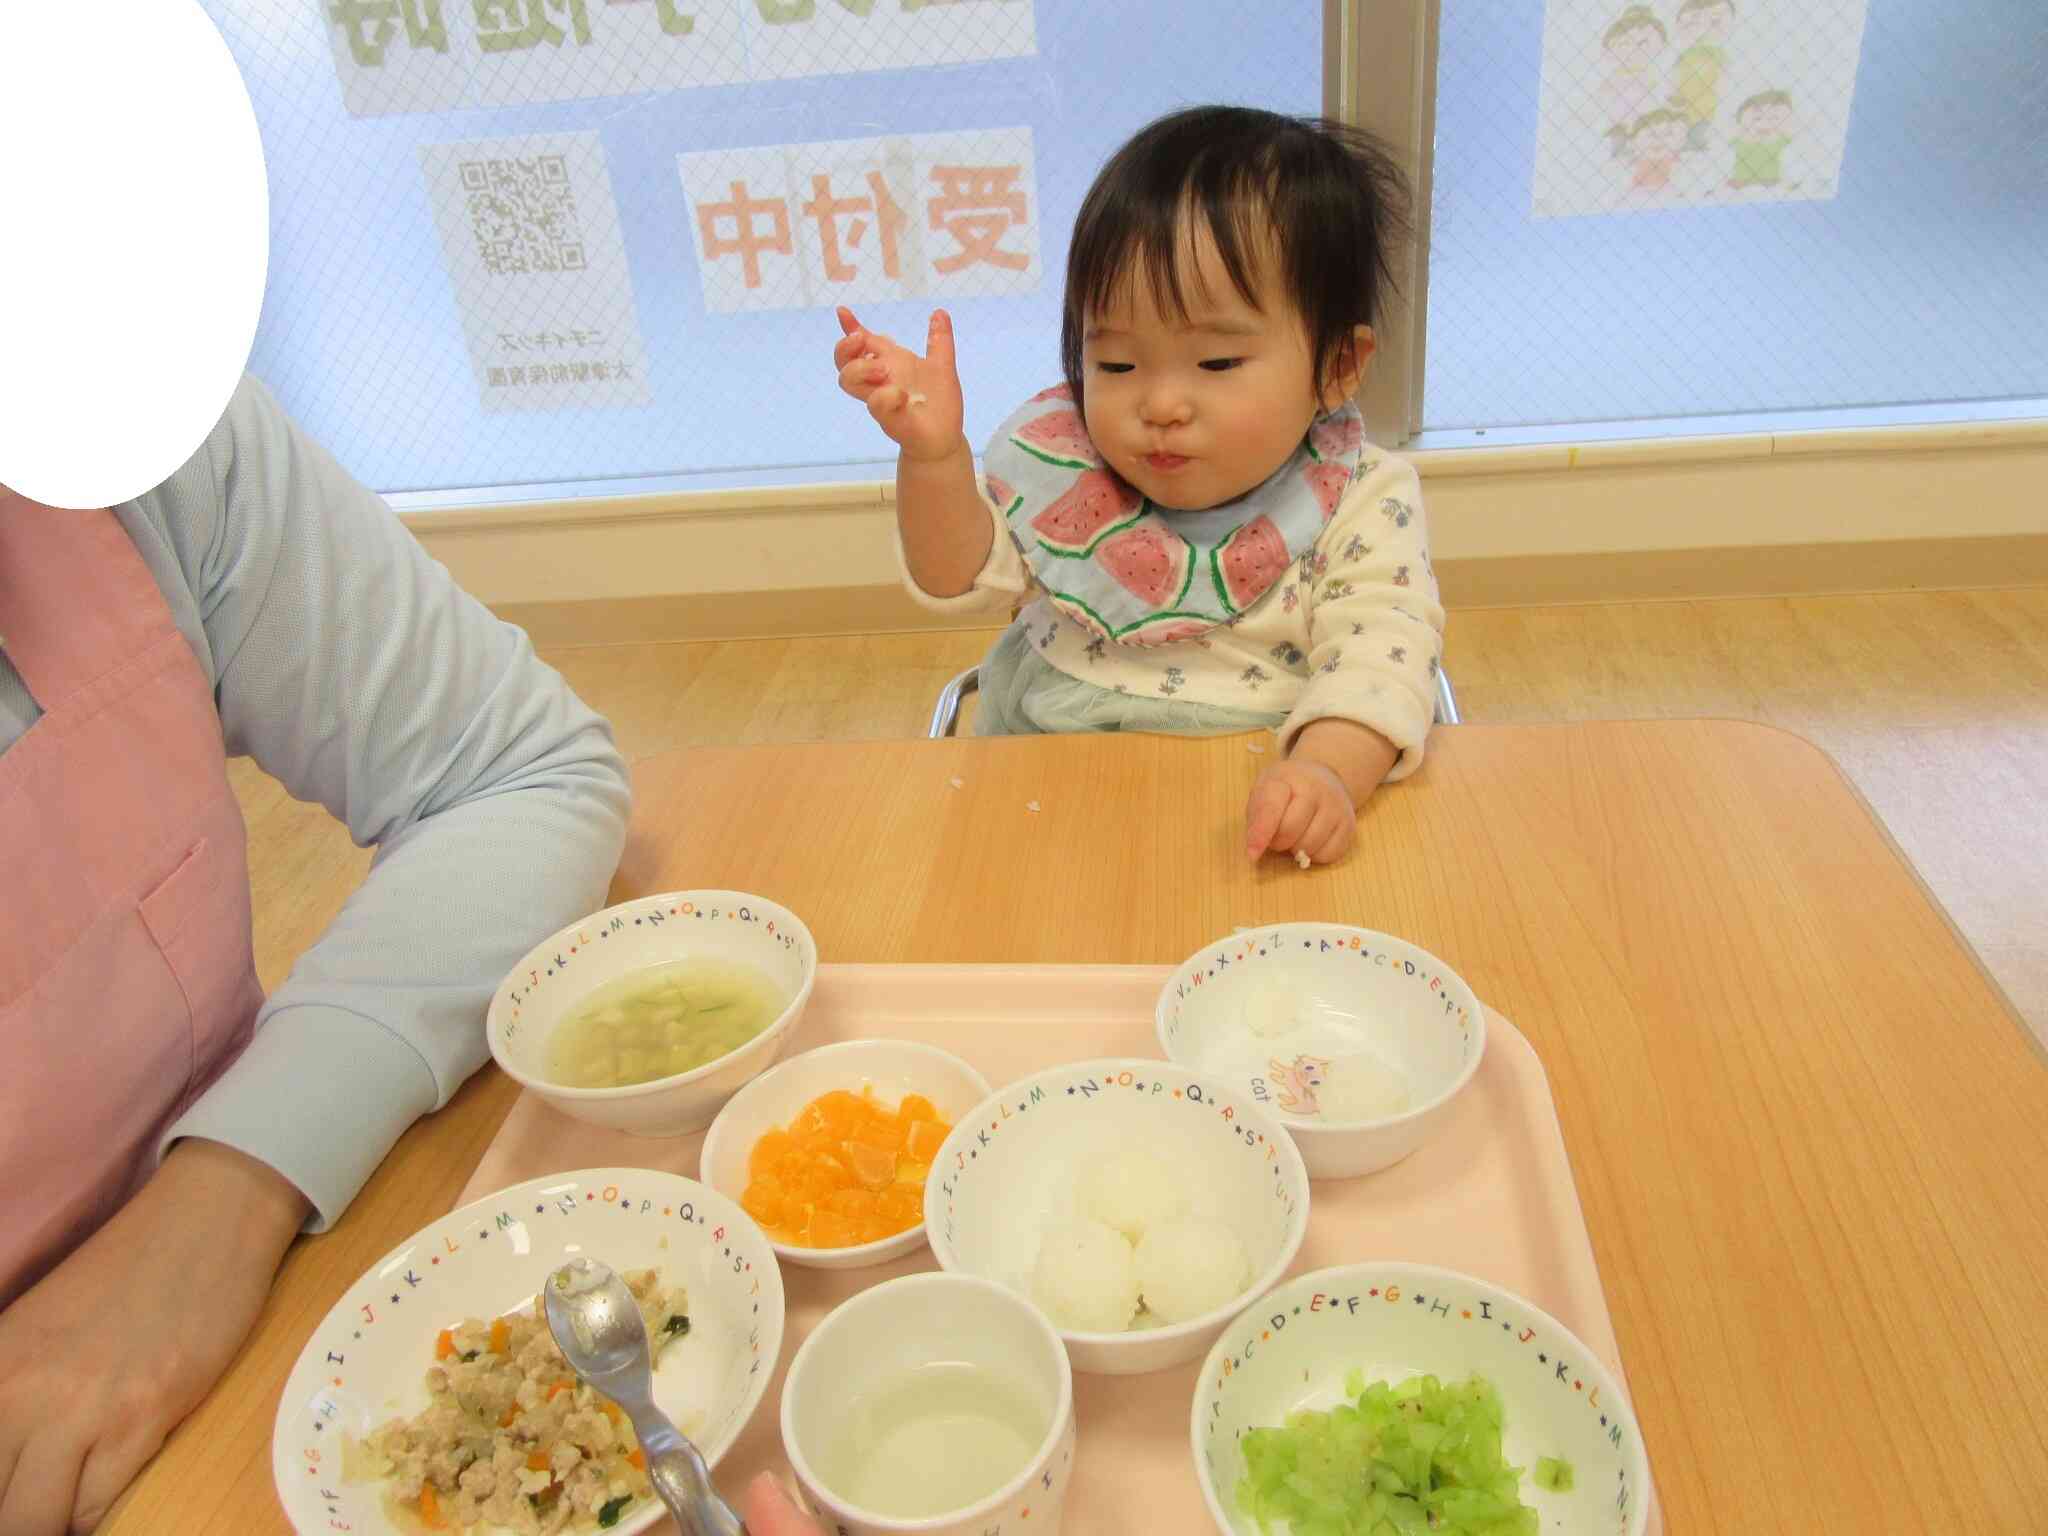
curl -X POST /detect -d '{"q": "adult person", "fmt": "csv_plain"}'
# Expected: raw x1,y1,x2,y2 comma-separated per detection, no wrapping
0,375,632,1533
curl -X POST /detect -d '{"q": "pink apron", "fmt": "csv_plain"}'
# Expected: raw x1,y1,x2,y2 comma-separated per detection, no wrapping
0,494,263,1309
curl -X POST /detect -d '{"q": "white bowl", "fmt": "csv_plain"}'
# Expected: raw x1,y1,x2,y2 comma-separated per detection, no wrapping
924,1057,1310,1376
487,890,817,1136
273,1167,787,1536
1156,924,1485,1178
700,1039,992,1270
781,1272,1078,1536
1193,1262,1650,1536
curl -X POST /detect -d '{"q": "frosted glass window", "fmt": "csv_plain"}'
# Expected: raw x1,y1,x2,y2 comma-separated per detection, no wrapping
1424,0,2048,433
203,1,1321,499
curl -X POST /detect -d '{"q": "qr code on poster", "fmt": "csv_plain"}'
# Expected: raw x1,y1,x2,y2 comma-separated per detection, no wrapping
459,156,586,276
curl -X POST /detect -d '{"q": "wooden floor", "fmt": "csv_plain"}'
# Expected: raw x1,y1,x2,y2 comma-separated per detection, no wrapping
229,587,2048,1046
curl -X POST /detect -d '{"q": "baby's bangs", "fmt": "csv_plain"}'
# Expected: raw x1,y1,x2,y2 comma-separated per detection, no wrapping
1076,177,1275,328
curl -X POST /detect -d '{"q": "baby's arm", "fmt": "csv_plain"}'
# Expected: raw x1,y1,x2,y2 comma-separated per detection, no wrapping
1246,459,1444,864
1289,718,1400,806
833,306,992,598
1283,458,1444,778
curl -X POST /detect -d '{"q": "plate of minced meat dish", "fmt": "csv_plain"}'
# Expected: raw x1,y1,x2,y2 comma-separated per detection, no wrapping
272,1168,786,1536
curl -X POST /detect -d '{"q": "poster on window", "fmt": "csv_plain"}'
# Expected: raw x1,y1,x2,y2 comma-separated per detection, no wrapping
678,128,1041,312
419,132,655,411
323,0,1036,118
1532,0,1871,217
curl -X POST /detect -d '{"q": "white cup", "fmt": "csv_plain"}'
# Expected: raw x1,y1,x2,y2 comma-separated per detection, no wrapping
781,1273,1077,1535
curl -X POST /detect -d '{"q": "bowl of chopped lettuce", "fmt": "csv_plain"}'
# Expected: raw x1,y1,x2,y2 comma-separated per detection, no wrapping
1192,1263,1650,1536
272,1167,785,1536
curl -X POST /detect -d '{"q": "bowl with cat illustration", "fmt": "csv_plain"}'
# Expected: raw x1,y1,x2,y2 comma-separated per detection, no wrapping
1155,924,1485,1178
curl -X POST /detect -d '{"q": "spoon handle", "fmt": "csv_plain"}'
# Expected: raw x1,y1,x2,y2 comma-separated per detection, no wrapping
635,1415,747,1536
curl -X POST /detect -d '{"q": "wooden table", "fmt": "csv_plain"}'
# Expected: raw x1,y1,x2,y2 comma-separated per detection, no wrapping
111,724,2048,1533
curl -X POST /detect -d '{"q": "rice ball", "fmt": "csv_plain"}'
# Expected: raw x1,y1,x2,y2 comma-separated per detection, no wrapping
1316,1053,1412,1123
1134,1217,1251,1325
1031,1219,1140,1333
1080,1148,1189,1242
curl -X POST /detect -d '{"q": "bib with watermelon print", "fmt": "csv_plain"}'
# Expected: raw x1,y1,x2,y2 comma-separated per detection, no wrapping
982,384,1365,647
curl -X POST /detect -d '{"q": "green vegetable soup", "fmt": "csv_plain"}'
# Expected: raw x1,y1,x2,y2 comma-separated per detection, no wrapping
547,957,785,1088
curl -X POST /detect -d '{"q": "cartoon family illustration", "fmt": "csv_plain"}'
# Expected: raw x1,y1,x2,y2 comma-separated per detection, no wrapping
1596,0,1797,195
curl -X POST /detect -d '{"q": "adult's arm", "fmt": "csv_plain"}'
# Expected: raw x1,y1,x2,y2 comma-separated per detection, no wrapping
141,376,631,1227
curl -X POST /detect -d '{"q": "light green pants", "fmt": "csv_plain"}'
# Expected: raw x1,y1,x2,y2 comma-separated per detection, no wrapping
973,623,1286,737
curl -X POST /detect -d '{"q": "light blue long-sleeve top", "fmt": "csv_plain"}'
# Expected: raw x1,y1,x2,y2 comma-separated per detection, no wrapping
0,376,632,1231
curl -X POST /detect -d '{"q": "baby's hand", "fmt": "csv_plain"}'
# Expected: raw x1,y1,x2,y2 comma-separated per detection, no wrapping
1245,759,1356,866
833,306,967,463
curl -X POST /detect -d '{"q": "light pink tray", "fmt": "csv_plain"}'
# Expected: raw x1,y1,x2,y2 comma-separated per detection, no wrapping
459,965,1659,1534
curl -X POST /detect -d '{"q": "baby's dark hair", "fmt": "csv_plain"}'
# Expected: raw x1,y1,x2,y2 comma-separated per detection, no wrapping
1059,105,1410,408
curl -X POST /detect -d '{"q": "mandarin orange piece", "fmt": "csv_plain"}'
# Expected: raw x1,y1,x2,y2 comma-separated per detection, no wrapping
794,1126,838,1157
805,1167,846,1204
749,1129,798,1180
904,1119,948,1161
843,1141,896,1191
856,1215,894,1245
793,1102,833,1140
740,1181,784,1229
852,1117,908,1155
826,1188,879,1220
816,1089,867,1135
786,1201,816,1244
898,1093,939,1123
894,1158,930,1187
877,1186,921,1225
809,1209,858,1248
813,1151,855,1192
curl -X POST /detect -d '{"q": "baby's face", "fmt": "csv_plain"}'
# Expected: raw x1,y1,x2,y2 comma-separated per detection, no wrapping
1742,102,1791,137
1642,119,1689,156
1679,4,1733,43
1609,25,1662,69
1080,228,1330,513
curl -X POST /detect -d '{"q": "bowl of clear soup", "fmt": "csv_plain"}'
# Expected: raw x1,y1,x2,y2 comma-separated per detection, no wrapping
486,889,817,1135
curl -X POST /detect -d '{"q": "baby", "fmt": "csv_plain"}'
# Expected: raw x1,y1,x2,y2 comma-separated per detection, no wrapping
831,106,1444,866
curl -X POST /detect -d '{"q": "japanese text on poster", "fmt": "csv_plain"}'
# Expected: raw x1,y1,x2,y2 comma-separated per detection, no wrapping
679,128,1042,311
325,0,1036,117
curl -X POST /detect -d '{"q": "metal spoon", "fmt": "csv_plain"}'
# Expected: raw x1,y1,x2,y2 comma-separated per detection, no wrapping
544,1256,745,1536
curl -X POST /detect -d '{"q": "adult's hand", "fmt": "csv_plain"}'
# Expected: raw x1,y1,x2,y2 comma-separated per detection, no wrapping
0,1139,308,1534
741,1470,826,1535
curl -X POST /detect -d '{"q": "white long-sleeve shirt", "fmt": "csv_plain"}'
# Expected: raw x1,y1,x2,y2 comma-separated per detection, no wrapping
0,376,631,1231
904,450,1445,776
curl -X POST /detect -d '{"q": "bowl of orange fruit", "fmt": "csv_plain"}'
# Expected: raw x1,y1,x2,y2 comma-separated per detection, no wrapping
699,1039,990,1270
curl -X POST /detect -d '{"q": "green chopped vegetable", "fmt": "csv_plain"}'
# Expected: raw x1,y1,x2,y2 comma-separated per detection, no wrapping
662,1313,691,1337
1235,1372,1541,1536
458,1349,480,1362
598,1493,633,1528
1533,1456,1574,1492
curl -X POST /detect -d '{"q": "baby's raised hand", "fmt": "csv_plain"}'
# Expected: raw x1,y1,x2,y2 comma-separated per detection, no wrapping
833,306,967,463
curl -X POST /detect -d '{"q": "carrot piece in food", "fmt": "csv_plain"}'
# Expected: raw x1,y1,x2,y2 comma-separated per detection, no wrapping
418,1484,449,1528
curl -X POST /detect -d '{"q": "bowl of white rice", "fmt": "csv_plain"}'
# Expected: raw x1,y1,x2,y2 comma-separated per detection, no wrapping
922,1058,1310,1376
1155,924,1485,1179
